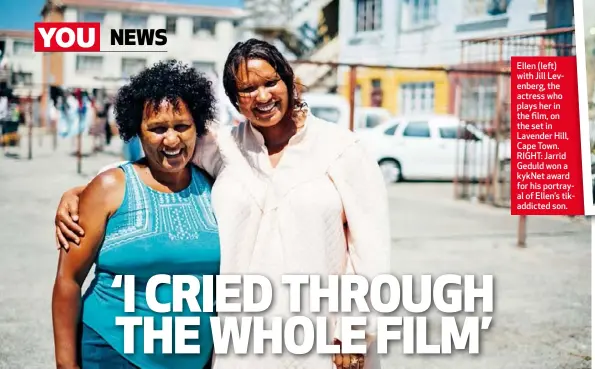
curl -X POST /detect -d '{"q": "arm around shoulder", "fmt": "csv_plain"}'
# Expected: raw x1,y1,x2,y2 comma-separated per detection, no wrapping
192,123,224,178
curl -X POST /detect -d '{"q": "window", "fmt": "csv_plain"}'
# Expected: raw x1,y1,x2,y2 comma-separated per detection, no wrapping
12,72,32,86
121,58,146,78
76,55,103,73
439,125,481,140
370,78,382,107
464,0,509,18
402,121,430,137
356,0,382,32
406,0,438,27
309,107,341,123
122,14,148,29
439,126,459,139
365,114,384,128
80,11,105,23
166,16,177,34
13,41,33,56
384,123,400,135
193,17,216,36
460,77,497,122
399,82,435,114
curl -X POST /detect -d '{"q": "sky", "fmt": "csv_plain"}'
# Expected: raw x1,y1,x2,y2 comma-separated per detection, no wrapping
0,0,244,31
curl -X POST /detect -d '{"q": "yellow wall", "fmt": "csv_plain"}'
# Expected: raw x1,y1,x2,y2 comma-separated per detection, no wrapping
340,68,450,115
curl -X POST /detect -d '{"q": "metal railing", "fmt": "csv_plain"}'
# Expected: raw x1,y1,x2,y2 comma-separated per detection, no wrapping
453,27,576,210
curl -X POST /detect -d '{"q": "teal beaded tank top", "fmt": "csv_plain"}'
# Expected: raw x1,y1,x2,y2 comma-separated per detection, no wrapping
81,162,220,369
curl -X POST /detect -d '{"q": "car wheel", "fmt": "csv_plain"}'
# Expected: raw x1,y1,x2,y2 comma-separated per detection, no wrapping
378,159,402,183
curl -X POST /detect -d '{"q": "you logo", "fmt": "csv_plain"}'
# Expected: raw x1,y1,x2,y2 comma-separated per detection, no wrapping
34,22,100,52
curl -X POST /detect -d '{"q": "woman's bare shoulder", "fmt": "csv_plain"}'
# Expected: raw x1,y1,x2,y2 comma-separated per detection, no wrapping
82,167,126,214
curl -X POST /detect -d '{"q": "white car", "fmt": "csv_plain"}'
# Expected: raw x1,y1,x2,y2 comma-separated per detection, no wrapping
356,114,511,183
302,92,392,131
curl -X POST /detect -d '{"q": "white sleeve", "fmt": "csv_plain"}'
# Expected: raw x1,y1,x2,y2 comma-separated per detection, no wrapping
192,122,224,178
327,139,392,341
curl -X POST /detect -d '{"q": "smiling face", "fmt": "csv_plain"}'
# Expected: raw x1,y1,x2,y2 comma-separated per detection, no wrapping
235,58,290,128
138,99,196,173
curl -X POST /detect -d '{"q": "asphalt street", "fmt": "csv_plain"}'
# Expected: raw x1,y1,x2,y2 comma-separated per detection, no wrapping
0,133,590,369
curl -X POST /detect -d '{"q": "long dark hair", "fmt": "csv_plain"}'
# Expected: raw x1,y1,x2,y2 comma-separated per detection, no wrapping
222,38,305,118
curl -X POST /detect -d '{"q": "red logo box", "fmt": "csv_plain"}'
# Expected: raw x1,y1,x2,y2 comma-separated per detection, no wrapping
34,22,101,52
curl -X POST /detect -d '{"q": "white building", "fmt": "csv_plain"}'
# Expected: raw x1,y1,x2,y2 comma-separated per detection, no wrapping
41,0,246,92
0,30,43,97
336,0,570,116
241,0,340,92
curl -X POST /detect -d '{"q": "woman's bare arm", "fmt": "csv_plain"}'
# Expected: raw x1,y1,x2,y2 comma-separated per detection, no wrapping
52,168,124,368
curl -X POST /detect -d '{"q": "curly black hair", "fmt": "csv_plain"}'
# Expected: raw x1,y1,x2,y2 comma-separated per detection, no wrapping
114,59,217,142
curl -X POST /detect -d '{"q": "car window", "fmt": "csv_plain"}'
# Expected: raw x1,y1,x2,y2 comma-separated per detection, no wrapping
438,125,483,141
438,126,458,139
383,123,399,135
461,127,481,141
309,107,341,123
402,121,430,138
366,114,384,128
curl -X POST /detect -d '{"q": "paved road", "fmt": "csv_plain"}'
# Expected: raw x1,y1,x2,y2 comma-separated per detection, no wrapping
0,133,590,369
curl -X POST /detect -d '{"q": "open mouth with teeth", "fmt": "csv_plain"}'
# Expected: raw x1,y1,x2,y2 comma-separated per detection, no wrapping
162,148,183,159
253,101,279,116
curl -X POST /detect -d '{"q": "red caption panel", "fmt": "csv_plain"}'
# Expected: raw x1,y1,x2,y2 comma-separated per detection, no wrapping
511,56,584,215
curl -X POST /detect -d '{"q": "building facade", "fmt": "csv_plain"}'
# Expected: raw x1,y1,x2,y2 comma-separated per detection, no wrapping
0,30,43,97
337,0,556,115
242,0,340,92
41,0,245,92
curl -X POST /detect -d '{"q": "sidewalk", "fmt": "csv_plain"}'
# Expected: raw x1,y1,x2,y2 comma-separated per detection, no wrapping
385,183,590,369
0,132,590,369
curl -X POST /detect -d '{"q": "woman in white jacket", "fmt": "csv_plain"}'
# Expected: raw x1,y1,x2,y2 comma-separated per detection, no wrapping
54,39,391,369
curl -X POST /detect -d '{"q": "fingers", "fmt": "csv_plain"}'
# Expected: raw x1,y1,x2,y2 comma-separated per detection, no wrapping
56,227,70,251
62,204,84,236
333,354,364,369
332,339,364,369
351,355,364,369
69,202,80,223
55,231,61,250
57,221,79,246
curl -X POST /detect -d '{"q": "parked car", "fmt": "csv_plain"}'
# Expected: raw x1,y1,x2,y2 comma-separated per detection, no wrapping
355,114,511,183
302,92,392,131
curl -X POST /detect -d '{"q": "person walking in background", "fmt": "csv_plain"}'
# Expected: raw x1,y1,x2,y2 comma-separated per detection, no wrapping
90,96,106,152
103,98,114,147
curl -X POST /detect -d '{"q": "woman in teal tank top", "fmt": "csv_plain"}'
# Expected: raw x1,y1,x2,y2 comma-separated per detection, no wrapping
52,61,220,369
